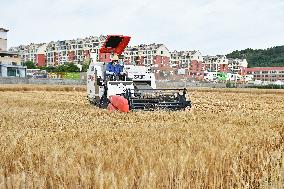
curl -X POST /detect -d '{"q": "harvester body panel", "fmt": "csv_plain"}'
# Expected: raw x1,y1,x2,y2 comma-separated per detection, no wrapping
100,35,131,55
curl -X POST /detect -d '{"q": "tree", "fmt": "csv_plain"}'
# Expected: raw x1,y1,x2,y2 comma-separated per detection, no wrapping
227,45,284,67
65,63,80,72
38,63,81,72
81,63,90,72
50,63,80,72
23,61,36,69
39,66,56,72
55,64,67,72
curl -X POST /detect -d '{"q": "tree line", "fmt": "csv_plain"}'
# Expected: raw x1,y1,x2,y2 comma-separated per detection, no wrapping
227,45,284,67
23,61,90,72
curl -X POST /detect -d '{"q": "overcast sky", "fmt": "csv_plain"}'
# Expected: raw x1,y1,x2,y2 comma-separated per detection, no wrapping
2,0,284,55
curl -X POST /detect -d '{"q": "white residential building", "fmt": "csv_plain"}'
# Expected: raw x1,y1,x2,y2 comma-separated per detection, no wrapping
228,58,248,73
203,55,229,72
0,28,26,77
170,50,203,68
10,43,46,64
10,35,107,66
124,44,171,67
0,28,9,51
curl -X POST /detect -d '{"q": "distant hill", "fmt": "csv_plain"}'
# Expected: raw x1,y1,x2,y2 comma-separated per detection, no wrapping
226,46,284,68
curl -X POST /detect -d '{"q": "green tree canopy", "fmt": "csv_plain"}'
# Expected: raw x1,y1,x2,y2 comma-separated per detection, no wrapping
227,46,284,67
81,63,90,72
40,66,55,72
64,63,80,72
23,61,36,69
55,63,80,72
40,63,80,72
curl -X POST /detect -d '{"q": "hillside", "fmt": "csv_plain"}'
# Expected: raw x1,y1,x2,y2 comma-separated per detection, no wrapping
227,46,284,67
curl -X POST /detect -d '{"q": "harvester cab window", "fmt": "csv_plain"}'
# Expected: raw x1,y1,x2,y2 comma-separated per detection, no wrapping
105,36,123,49
97,76,104,86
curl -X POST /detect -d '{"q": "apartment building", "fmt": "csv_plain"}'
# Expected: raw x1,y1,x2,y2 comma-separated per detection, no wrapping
228,58,248,75
10,43,45,65
123,44,173,79
0,28,21,65
10,33,257,81
246,67,284,82
203,55,248,75
170,50,203,68
124,44,171,67
11,35,107,66
0,28,9,51
123,46,139,65
0,28,26,77
45,36,105,65
203,55,229,72
169,50,204,80
36,44,47,66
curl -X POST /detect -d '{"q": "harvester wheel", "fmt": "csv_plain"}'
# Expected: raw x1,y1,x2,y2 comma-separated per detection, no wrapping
99,95,109,108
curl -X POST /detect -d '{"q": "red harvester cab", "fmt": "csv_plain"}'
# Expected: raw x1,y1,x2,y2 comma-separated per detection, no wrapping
99,35,131,55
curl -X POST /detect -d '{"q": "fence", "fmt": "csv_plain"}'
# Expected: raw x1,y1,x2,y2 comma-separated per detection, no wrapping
0,77,85,85
1,77,244,88
156,80,227,88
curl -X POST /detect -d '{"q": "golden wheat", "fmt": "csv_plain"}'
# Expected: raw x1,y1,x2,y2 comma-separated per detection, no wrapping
0,85,283,188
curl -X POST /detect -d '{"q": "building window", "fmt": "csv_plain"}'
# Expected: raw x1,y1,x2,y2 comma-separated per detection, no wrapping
7,67,17,77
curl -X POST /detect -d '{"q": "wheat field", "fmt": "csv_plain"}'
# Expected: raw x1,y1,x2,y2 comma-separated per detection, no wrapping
0,85,283,188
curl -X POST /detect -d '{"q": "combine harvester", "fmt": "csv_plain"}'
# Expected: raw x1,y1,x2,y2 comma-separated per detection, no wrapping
87,35,191,112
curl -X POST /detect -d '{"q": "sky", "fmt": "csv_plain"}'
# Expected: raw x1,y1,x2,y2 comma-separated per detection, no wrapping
2,0,284,55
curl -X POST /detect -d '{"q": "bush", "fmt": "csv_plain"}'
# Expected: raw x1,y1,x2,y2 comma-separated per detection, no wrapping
40,63,80,72
247,84,284,89
23,61,36,69
226,82,236,88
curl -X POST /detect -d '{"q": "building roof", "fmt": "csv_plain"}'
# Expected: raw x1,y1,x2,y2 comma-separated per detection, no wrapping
0,64,26,69
246,67,284,71
170,50,198,56
0,51,19,56
0,28,9,32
